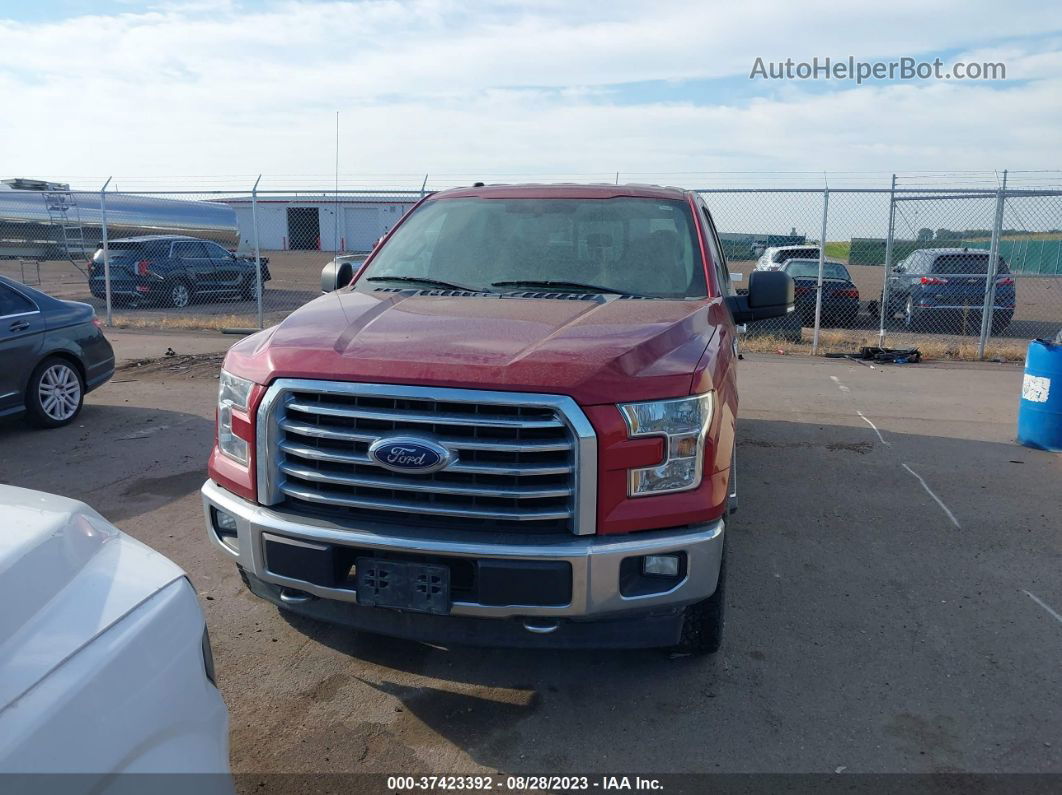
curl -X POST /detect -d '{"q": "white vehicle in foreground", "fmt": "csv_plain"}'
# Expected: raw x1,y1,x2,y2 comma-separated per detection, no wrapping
0,486,231,782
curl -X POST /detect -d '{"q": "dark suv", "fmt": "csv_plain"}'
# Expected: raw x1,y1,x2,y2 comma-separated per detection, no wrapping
883,248,1015,334
87,235,271,309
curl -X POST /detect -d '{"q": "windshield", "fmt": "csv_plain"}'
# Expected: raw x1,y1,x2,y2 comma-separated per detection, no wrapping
359,197,708,299
784,259,850,280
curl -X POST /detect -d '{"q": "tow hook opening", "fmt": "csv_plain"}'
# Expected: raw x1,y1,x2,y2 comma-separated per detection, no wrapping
522,618,560,634
279,588,316,604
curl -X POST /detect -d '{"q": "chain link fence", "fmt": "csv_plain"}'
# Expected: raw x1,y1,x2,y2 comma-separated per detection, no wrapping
0,180,423,331
704,182,1062,358
1,176,1059,357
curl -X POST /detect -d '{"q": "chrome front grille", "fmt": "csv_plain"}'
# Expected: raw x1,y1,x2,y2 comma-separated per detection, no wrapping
257,380,597,535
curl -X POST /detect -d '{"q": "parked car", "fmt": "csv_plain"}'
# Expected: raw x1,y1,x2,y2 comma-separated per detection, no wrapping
0,486,231,779
202,183,793,654
781,258,860,327
0,275,114,428
755,244,821,271
88,235,271,309
882,248,1015,334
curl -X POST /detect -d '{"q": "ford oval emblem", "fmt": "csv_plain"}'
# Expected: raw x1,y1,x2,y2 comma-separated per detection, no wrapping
367,436,453,474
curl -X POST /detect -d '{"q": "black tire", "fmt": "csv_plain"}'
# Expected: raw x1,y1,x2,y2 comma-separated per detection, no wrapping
673,543,726,655
991,313,1012,336
882,293,905,329
168,279,193,309
25,355,85,429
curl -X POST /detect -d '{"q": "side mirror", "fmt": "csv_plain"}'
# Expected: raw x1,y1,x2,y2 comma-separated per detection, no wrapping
724,270,794,323
321,260,350,292
321,259,364,292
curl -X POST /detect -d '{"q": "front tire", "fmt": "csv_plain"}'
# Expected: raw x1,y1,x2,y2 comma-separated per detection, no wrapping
26,356,85,428
673,544,726,655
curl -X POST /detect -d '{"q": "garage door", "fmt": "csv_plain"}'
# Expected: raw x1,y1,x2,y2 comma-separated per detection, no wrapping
344,207,379,253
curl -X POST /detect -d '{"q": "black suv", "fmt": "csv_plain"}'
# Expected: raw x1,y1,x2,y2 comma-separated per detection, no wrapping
87,235,271,309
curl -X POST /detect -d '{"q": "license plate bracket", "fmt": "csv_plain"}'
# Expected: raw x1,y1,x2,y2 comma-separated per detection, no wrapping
355,558,451,615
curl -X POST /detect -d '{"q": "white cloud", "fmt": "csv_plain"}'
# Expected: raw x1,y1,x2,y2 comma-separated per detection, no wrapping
0,0,1059,187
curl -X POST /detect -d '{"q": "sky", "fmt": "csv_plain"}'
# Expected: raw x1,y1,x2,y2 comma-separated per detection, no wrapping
0,0,1060,191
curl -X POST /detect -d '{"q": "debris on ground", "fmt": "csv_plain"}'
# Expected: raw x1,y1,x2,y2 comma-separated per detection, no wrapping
118,352,226,379
824,346,921,364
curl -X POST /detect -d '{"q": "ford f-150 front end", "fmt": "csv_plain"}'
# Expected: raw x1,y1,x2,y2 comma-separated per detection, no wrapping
202,183,793,652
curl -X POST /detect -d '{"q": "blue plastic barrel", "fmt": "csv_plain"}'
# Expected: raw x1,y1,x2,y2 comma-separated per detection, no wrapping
1017,338,1062,452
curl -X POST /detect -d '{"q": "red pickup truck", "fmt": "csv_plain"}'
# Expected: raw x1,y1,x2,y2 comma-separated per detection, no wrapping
202,184,793,653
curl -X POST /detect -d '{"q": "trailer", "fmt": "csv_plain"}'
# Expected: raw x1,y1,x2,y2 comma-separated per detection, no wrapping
0,181,239,271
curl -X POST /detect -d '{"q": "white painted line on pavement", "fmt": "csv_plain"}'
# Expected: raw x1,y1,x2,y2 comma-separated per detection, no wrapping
1024,590,1062,627
829,375,850,393
857,411,891,447
902,463,961,529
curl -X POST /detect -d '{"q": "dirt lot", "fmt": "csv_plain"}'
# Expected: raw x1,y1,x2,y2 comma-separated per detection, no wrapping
4,253,1059,341
1,334,1060,786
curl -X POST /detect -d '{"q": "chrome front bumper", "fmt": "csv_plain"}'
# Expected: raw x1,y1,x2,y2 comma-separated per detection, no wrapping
202,479,724,621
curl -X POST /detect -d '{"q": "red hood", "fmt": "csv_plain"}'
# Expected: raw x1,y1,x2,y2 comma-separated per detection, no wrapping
224,290,719,405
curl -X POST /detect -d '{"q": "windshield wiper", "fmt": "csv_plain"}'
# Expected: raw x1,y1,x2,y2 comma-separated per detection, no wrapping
365,275,486,292
491,279,641,297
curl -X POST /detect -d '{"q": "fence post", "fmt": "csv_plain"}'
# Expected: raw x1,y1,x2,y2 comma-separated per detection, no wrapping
251,174,263,330
99,176,113,327
877,174,897,347
812,187,829,355
977,170,1007,360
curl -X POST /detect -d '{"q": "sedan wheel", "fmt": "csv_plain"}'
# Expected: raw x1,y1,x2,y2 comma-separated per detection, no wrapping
27,357,85,428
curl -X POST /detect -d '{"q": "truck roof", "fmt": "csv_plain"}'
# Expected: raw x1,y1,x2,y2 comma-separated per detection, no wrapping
433,183,692,201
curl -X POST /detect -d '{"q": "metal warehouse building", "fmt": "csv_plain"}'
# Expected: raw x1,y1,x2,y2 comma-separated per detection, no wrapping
222,193,421,253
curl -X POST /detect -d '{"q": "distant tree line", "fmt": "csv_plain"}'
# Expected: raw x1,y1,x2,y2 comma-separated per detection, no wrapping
916,227,1062,241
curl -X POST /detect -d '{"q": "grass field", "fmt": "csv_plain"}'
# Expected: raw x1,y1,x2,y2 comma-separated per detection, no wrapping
823,241,851,260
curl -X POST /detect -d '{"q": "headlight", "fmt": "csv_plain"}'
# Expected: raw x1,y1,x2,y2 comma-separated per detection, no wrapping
618,393,714,496
218,370,253,464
